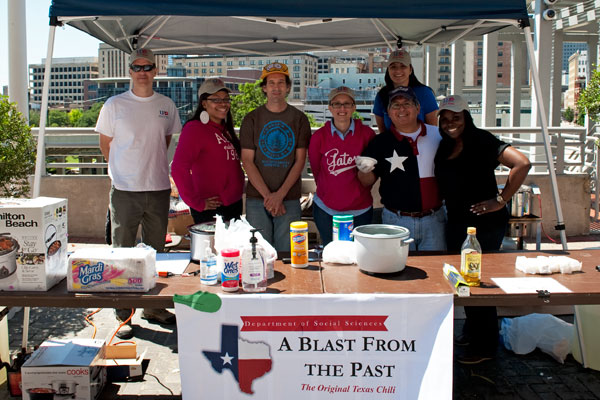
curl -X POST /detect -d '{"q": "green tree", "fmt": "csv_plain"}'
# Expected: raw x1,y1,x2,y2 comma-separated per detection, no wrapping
0,96,37,197
577,68,600,122
48,109,69,127
304,112,323,128
562,107,574,122
352,111,364,121
230,81,266,127
77,102,104,127
29,110,40,127
68,108,83,127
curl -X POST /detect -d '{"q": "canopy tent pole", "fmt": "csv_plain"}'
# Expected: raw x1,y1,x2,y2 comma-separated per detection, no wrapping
27,23,57,354
522,24,568,250
32,25,57,198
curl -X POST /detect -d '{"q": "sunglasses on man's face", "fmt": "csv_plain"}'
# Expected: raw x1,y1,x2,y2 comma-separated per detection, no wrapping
130,64,156,72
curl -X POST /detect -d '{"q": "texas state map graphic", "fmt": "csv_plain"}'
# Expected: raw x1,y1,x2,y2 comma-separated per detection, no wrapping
203,325,272,394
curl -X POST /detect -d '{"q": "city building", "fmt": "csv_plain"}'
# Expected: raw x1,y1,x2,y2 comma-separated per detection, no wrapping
171,54,318,100
98,43,169,78
564,50,587,112
562,43,588,73
94,70,259,123
465,40,512,88
29,57,99,108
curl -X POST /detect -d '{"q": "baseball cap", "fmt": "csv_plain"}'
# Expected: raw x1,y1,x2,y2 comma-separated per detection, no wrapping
130,48,155,65
386,49,411,67
198,78,230,97
260,62,290,80
388,86,418,105
439,95,469,113
328,86,356,103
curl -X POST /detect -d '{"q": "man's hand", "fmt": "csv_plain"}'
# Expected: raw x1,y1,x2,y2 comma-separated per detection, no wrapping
264,192,285,216
356,156,377,173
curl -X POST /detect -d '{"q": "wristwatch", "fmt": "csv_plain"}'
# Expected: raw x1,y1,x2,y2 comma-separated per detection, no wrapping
496,194,506,205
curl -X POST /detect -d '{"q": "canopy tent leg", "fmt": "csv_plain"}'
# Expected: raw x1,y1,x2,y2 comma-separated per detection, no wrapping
522,25,568,250
27,23,57,355
32,25,57,198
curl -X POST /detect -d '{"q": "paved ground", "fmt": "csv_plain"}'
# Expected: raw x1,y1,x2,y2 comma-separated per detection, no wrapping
1,232,599,399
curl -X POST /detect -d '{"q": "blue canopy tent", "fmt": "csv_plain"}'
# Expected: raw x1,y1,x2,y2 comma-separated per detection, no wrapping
34,0,566,251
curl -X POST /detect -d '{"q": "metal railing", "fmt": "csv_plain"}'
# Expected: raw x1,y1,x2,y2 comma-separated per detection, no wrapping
33,125,595,175
33,124,600,219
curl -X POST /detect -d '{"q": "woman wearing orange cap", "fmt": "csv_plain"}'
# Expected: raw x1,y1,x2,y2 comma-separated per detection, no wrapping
171,78,244,224
373,49,438,133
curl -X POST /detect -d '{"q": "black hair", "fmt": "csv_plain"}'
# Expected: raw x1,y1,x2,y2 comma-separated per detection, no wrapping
185,91,241,156
378,64,433,110
435,110,481,162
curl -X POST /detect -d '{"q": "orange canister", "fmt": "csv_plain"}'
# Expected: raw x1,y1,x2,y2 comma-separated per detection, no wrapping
290,221,308,268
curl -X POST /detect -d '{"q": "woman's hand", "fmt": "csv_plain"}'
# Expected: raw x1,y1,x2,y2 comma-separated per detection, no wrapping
470,198,505,215
204,196,222,210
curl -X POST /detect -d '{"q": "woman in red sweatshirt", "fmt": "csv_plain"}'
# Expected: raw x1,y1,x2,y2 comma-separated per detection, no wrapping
308,87,376,245
171,78,244,224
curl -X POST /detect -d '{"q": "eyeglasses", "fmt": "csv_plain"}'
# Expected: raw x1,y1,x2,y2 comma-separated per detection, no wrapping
206,98,232,104
390,102,416,110
330,102,355,109
130,64,156,72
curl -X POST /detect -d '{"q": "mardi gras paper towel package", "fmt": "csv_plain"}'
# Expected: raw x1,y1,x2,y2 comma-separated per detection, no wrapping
68,246,156,292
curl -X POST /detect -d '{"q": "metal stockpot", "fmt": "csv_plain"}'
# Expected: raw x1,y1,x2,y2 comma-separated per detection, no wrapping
510,185,532,217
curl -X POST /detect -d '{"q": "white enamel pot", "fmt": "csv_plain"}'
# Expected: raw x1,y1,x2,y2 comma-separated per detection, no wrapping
352,224,414,274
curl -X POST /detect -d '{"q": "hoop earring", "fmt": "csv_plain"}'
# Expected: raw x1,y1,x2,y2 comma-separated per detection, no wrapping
200,111,209,124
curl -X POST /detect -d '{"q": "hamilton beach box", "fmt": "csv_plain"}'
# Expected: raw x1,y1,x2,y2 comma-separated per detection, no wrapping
0,197,68,291
21,338,106,400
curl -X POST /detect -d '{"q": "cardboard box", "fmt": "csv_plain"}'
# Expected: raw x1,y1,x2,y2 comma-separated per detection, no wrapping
21,339,106,400
0,197,68,291
99,349,147,382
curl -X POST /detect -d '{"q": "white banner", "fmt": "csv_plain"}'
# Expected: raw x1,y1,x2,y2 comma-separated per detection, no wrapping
175,293,453,399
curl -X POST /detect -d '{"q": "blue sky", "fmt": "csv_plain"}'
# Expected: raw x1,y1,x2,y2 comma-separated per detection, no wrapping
0,0,100,89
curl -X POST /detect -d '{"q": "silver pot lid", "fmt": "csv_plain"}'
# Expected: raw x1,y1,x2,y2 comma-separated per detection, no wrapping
352,224,410,239
189,223,216,234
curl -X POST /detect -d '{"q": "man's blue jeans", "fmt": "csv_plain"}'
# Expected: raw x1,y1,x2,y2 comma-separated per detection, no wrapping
245,197,302,252
382,206,447,251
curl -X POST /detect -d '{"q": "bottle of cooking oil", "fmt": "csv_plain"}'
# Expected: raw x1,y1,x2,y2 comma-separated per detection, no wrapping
460,227,481,286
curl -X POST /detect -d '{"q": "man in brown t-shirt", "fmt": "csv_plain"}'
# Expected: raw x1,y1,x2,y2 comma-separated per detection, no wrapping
240,63,311,251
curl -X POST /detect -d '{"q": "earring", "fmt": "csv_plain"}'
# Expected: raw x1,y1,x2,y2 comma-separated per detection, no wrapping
200,111,209,124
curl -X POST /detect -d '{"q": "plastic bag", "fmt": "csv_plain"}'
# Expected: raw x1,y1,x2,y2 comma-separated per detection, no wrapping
322,240,356,265
214,215,277,279
500,313,574,363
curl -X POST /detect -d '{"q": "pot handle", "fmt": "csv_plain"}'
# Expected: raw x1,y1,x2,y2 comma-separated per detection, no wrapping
402,238,415,244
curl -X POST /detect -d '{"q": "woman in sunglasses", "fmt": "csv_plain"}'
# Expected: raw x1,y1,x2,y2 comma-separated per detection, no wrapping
171,78,244,224
308,86,376,245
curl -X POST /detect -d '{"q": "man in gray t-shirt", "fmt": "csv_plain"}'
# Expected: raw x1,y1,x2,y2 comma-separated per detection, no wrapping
240,63,311,252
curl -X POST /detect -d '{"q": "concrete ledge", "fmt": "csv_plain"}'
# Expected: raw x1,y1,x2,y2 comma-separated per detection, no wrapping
37,173,590,239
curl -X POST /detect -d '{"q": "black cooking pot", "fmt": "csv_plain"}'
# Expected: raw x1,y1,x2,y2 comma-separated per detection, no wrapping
27,388,56,400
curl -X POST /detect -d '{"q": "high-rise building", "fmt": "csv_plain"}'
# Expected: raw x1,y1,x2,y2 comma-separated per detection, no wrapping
98,43,169,77
466,41,512,88
171,54,318,100
564,50,587,111
563,43,588,72
29,57,99,108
